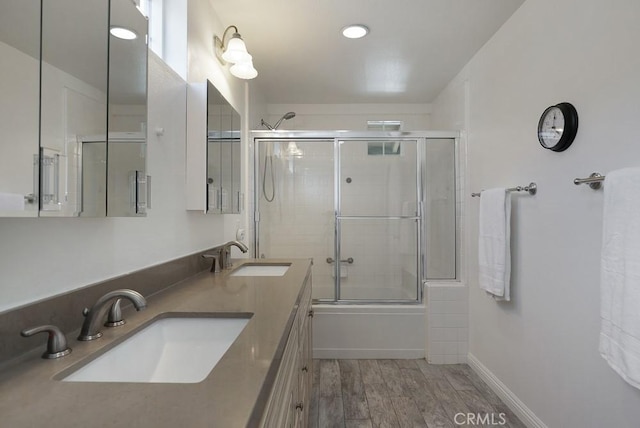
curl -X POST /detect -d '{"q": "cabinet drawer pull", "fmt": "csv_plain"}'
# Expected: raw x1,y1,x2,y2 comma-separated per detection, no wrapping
295,403,304,411
302,366,308,372
308,310,314,318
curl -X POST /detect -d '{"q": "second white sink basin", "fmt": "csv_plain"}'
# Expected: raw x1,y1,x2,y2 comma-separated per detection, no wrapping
231,263,291,277
62,314,250,384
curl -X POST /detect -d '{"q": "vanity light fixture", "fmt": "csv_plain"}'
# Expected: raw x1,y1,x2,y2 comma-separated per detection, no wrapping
342,24,369,39
214,25,258,79
285,142,303,158
110,26,138,40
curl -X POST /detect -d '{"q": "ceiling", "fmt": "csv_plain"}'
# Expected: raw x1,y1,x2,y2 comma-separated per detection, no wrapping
212,0,524,104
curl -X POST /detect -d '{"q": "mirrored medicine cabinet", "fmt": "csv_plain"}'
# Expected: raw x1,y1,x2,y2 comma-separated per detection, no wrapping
0,0,148,218
186,80,242,214
0,0,40,217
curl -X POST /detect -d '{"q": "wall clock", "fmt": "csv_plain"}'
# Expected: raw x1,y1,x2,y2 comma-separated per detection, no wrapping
537,102,578,152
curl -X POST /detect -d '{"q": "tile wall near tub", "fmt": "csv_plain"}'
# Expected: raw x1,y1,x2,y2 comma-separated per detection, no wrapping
426,284,468,364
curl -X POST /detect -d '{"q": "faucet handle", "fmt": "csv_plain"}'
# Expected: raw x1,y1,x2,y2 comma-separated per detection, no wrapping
104,298,126,327
21,325,71,359
202,253,221,273
222,247,232,269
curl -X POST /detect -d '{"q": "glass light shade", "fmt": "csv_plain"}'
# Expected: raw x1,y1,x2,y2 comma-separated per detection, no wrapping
222,33,251,63
286,142,303,158
230,57,258,79
342,25,369,39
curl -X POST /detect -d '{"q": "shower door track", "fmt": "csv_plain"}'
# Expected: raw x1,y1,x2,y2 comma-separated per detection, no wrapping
335,216,420,220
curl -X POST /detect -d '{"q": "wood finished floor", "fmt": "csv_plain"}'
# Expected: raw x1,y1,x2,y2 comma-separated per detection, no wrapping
309,359,525,428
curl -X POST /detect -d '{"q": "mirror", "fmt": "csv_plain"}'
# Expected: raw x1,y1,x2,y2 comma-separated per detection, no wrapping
231,108,242,213
206,81,242,214
0,0,41,217
40,0,147,217
40,0,109,217
186,80,241,213
107,0,148,216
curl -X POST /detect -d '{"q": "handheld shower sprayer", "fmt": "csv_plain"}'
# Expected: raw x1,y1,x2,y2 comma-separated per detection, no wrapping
260,112,296,130
260,112,296,203
273,111,296,129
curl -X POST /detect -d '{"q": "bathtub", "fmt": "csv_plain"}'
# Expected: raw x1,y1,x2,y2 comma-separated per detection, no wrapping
312,303,426,359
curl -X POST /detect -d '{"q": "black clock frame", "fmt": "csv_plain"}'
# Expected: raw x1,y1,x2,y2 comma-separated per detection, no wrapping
537,102,578,152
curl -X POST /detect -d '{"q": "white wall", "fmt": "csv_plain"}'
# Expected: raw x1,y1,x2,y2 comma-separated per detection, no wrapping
0,53,226,312
261,103,431,131
432,0,640,426
245,82,268,249
186,0,244,111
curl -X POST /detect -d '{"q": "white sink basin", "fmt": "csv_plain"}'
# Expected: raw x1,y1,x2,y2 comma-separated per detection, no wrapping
231,263,290,277
62,315,250,383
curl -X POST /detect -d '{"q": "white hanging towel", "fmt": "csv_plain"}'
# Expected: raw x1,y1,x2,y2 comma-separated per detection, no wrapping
478,188,511,301
599,167,640,390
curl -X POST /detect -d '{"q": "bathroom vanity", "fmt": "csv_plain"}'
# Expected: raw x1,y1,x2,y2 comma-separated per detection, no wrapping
0,258,312,428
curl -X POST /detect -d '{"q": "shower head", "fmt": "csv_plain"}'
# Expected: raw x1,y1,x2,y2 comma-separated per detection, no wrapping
260,112,296,130
273,112,296,130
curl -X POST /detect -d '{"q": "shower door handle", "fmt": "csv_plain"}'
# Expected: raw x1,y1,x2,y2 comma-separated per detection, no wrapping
326,257,354,264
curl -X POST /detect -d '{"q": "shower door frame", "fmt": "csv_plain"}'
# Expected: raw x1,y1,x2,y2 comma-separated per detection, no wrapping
252,130,460,305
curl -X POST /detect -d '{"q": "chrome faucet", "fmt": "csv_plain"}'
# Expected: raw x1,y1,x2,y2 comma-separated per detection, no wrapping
219,240,249,269
203,240,249,272
78,289,147,341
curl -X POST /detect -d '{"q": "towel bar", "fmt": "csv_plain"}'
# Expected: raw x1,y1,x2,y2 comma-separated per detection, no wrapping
471,182,537,197
573,172,604,190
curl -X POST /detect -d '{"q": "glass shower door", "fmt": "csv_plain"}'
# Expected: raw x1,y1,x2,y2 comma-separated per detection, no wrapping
337,139,421,301
255,136,427,303
256,139,336,300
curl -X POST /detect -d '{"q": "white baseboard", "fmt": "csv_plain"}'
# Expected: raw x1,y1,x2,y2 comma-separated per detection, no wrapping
313,348,425,359
467,353,548,428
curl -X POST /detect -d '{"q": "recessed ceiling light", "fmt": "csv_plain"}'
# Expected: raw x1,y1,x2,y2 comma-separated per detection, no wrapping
110,27,138,40
342,24,369,39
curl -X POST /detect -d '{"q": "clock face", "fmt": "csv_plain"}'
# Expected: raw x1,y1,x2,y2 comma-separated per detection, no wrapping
537,102,578,152
538,106,564,148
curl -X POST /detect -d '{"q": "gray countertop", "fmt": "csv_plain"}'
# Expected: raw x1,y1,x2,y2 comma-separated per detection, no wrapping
0,258,312,428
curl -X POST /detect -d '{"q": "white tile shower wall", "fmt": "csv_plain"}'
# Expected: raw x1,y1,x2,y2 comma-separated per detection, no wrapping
426,283,468,364
425,73,469,365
